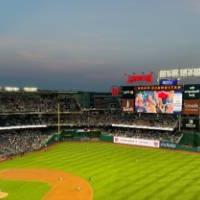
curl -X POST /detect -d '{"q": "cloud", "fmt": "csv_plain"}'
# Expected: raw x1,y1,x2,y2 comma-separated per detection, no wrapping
17,51,49,60
0,36,113,72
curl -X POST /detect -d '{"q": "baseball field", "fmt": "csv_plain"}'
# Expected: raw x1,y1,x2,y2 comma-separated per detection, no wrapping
0,141,200,200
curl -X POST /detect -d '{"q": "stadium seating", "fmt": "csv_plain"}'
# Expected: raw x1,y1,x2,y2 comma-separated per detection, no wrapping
0,90,182,159
0,129,54,159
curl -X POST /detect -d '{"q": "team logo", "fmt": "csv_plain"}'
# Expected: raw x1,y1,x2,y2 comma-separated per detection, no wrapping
189,119,194,124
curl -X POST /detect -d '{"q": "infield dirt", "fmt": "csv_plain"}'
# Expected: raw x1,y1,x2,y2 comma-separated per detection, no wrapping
0,169,93,200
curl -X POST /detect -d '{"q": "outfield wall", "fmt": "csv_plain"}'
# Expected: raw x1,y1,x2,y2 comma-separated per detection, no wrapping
100,134,113,142
113,136,160,148
160,141,176,149
44,131,200,153
112,135,200,152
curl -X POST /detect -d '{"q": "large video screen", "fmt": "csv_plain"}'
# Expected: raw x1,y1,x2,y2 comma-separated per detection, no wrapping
135,90,182,114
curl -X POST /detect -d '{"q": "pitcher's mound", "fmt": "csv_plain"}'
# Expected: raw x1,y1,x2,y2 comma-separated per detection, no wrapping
0,192,8,199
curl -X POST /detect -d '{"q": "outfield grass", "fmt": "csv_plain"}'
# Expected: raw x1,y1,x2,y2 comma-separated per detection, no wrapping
0,142,200,200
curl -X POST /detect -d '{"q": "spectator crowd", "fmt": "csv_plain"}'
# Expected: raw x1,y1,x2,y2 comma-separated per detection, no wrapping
0,91,180,160
0,129,53,160
0,92,80,113
0,112,178,129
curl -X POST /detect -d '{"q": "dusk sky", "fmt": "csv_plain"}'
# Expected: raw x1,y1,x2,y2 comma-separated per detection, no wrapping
1,0,200,91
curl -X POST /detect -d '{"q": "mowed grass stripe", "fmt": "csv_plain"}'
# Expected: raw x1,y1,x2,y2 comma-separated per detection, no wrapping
1,142,200,200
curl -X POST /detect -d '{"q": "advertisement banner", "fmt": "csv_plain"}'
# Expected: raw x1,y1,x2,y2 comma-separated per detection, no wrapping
111,86,121,96
135,85,182,91
126,72,153,84
183,84,200,99
159,79,178,86
183,99,199,115
114,136,160,148
121,99,134,112
121,86,134,98
160,141,176,149
182,118,199,129
159,68,200,79
135,90,182,114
